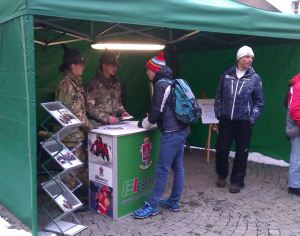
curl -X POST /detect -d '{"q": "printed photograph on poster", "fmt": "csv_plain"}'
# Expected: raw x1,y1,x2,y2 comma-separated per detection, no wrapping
42,179,82,212
41,140,82,169
140,136,152,169
88,133,113,168
89,181,113,218
89,162,113,187
54,149,82,169
55,195,74,212
41,101,82,127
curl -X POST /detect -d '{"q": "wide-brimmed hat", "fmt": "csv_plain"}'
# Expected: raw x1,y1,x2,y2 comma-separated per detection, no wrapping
59,44,85,72
99,50,119,66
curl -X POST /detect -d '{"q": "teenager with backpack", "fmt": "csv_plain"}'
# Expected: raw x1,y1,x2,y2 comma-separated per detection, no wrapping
214,46,264,194
133,52,188,219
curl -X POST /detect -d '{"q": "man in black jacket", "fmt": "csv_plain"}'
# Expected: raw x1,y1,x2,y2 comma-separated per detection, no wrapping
133,52,188,219
214,46,264,193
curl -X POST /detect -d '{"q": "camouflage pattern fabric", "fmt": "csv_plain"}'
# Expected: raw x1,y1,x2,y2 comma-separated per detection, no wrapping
55,70,93,196
85,69,126,125
56,70,94,143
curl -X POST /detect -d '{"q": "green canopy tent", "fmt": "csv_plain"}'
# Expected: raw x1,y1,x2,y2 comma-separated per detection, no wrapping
1,1,300,235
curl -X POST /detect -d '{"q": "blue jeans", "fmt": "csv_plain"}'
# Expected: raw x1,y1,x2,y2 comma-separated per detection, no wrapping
148,128,188,208
286,113,300,188
289,136,300,188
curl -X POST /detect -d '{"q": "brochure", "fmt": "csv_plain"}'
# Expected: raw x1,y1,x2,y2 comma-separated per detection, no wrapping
41,101,82,127
41,139,82,169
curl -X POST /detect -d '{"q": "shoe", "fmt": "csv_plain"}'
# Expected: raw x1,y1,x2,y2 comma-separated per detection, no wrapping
288,187,300,196
159,199,180,212
229,184,241,193
133,202,158,219
216,178,226,188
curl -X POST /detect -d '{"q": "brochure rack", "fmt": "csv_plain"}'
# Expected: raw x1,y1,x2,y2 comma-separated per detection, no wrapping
40,101,87,236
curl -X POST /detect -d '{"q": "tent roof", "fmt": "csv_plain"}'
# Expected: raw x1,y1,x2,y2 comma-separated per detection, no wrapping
2,0,300,40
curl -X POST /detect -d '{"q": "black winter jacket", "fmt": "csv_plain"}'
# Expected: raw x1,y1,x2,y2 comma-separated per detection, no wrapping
214,66,264,124
148,66,187,132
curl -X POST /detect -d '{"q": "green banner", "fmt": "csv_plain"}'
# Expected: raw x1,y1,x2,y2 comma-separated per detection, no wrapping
117,130,160,218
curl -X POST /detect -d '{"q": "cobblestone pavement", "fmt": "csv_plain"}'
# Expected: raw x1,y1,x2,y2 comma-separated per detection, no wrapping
3,150,300,236
0,205,31,232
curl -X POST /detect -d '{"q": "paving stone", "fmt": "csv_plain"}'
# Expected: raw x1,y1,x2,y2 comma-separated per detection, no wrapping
3,150,300,235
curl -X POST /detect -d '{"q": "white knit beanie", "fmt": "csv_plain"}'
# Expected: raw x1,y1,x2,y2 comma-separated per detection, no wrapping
236,46,254,60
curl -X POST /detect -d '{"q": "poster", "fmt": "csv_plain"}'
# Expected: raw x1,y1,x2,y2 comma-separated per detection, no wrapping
89,181,113,218
88,133,113,168
89,162,113,187
197,99,219,124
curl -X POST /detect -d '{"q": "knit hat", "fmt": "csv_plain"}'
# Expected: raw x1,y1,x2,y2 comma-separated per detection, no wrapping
146,52,166,73
236,46,254,60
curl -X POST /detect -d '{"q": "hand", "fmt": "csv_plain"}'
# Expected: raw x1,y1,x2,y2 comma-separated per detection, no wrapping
108,116,119,124
121,111,130,117
138,114,148,128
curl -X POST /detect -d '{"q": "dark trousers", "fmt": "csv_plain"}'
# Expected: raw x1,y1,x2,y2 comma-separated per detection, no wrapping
215,118,252,186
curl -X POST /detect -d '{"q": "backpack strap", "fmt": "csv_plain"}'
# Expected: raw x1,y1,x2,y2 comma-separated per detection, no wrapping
156,79,173,112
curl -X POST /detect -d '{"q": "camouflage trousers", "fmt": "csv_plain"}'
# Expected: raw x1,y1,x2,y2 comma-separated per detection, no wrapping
61,142,88,193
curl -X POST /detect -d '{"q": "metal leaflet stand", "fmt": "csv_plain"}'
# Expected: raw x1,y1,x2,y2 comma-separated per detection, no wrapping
40,101,87,236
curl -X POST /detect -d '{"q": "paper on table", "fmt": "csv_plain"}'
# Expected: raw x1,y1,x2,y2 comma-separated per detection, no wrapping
118,115,134,121
105,124,125,129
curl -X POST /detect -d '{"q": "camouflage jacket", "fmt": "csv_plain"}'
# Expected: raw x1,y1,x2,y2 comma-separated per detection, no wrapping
56,70,93,143
85,69,126,125
214,66,264,124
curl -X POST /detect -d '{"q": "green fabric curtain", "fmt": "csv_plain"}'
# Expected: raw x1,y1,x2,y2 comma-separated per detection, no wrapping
0,0,26,24
35,43,156,126
2,0,300,40
179,43,300,161
36,41,300,161
0,15,37,234
27,0,300,39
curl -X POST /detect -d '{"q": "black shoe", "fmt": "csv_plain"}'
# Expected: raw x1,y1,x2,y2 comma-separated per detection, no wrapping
216,178,226,188
288,187,300,196
229,184,241,193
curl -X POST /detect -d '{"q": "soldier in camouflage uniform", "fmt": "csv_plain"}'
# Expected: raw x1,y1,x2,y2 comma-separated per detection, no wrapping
85,50,130,125
56,45,93,196
214,46,264,194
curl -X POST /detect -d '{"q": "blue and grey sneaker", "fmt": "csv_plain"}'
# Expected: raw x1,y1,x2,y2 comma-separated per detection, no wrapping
133,202,159,219
159,199,180,212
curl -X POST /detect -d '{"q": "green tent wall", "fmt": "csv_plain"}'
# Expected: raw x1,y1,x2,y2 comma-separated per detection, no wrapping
0,15,37,233
179,43,300,160
2,1,300,235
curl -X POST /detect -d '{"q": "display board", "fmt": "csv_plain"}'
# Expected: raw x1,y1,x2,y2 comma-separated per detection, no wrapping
88,122,160,219
197,99,218,124
40,101,87,236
